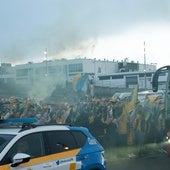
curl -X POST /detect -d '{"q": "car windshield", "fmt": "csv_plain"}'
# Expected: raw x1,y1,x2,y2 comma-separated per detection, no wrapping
0,134,15,153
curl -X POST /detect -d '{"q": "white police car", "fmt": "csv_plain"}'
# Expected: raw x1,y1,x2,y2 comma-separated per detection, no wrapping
0,118,106,170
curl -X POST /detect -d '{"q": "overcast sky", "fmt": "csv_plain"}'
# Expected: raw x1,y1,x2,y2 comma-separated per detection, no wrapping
0,0,170,68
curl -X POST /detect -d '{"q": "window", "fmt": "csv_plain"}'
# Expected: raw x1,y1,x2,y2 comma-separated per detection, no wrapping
44,131,78,154
16,69,28,77
0,134,15,153
68,63,83,73
35,67,46,74
98,67,101,73
126,76,138,87
71,131,86,147
1,133,44,165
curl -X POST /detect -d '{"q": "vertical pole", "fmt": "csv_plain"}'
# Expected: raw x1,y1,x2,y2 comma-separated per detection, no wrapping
144,41,146,89
44,48,48,76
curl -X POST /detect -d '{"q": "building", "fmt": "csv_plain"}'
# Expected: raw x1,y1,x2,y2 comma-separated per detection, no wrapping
0,63,15,84
96,71,155,89
0,58,159,91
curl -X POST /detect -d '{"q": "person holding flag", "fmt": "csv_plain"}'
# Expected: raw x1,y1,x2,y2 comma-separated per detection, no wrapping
118,85,139,147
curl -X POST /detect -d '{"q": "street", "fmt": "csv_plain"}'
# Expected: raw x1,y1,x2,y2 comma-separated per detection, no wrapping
107,151,170,170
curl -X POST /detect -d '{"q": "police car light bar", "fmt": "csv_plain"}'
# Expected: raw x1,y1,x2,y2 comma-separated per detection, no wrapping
0,118,38,124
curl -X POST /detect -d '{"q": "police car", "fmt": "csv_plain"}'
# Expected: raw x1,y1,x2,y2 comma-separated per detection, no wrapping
0,118,106,170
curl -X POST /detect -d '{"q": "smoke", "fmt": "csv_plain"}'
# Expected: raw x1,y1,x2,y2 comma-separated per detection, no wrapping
28,74,66,101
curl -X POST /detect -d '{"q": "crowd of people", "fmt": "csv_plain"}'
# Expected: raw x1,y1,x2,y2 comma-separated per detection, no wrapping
0,92,166,150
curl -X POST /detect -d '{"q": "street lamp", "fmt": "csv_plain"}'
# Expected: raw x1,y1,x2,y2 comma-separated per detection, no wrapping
44,48,48,76
144,41,147,90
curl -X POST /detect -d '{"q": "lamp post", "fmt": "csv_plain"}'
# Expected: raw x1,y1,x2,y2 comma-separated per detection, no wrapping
144,41,147,89
44,48,48,76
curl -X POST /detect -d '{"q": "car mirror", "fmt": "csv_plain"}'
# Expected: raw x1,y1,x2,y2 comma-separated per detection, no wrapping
11,153,31,167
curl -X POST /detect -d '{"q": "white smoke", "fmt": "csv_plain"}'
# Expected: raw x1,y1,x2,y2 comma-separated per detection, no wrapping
28,75,66,101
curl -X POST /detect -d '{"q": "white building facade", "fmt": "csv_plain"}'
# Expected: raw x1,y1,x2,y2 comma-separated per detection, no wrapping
0,58,159,90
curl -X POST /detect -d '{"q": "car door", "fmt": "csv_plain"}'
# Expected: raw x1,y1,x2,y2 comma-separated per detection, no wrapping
42,130,82,170
0,132,48,170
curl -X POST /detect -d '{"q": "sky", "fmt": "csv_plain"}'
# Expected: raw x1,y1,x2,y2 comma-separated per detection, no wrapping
0,0,170,68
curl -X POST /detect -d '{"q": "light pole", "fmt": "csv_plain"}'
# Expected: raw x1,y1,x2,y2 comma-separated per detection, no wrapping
144,41,147,89
44,48,48,76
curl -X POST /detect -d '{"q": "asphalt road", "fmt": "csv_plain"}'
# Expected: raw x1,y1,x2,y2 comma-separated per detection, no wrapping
107,152,170,170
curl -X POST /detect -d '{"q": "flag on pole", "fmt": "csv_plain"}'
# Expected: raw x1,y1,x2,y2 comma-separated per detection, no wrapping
76,73,88,92
72,73,89,92
123,85,139,115
72,73,82,91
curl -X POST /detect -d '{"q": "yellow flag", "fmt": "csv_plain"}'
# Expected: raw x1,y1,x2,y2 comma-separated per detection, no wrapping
123,85,138,115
